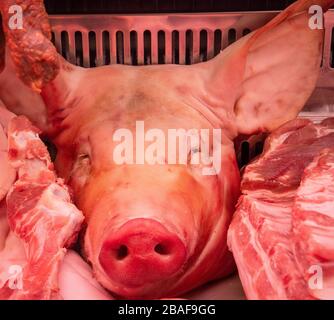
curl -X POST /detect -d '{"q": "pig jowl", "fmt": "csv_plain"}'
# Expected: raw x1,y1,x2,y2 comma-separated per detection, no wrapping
0,0,332,298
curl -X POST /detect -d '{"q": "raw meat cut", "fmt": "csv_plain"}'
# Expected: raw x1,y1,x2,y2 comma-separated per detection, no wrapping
0,107,25,299
292,148,334,300
0,0,59,92
0,110,110,300
0,52,48,130
1,0,333,298
0,115,84,299
0,106,15,201
228,118,334,299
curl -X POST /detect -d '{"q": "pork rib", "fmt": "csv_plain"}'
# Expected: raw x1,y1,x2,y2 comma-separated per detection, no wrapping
228,118,334,299
0,107,25,299
1,116,84,299
292,148,334,300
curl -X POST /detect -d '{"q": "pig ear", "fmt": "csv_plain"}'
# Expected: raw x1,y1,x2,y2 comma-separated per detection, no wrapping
0,0,60,92
204,0,331,135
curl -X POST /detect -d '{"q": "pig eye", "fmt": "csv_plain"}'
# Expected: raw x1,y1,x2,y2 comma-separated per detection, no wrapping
69,153,91,192
191,147,200,154
187,146,201,164
77,153,90,162
75,153,91,169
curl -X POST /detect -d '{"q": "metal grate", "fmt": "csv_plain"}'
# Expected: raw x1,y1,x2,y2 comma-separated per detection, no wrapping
235,134,267,168
49,12,280,67
50,11,334,69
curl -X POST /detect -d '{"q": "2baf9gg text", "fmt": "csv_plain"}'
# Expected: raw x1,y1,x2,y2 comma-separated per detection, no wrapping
162,304,216,316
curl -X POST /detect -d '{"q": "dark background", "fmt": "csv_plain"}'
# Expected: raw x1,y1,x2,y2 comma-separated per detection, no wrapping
44,0,299,14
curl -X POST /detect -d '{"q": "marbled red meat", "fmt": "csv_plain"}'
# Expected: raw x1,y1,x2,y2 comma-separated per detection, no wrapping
0,0,59,91
0,115,84,299
228,119,334,299
293,148,334,300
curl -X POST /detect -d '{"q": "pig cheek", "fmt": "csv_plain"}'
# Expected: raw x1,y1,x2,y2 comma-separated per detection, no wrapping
189,165,222,228
185,150,239,263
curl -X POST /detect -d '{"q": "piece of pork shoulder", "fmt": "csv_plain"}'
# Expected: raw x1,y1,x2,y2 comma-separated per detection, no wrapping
0,199,27,300
292,148,334,300
1,0,333,298
0,109,24,299
0,111,113,300
228,118,334,299
1,115,84,299
0,105,15,201
0,206,111,300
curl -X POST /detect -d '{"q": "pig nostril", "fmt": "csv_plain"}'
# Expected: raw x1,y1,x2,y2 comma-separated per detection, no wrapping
116,245,128,260
99,219,188,287
154,243,169,255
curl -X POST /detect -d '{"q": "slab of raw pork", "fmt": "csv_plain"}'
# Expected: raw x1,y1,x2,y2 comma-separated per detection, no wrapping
0,113,84,299
228,118,334,299
293,147,334,300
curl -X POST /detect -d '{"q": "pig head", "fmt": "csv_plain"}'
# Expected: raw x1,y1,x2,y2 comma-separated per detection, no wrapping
0,0,329,298
43,63,241,298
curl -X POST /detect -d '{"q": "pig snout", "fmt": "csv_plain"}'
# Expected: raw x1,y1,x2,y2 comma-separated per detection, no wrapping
98,218,187,287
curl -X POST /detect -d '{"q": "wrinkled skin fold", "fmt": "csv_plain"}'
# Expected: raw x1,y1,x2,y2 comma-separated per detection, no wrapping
0,0,333,298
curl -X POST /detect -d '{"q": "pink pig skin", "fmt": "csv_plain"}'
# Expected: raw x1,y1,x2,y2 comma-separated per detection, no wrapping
0,0,329,298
